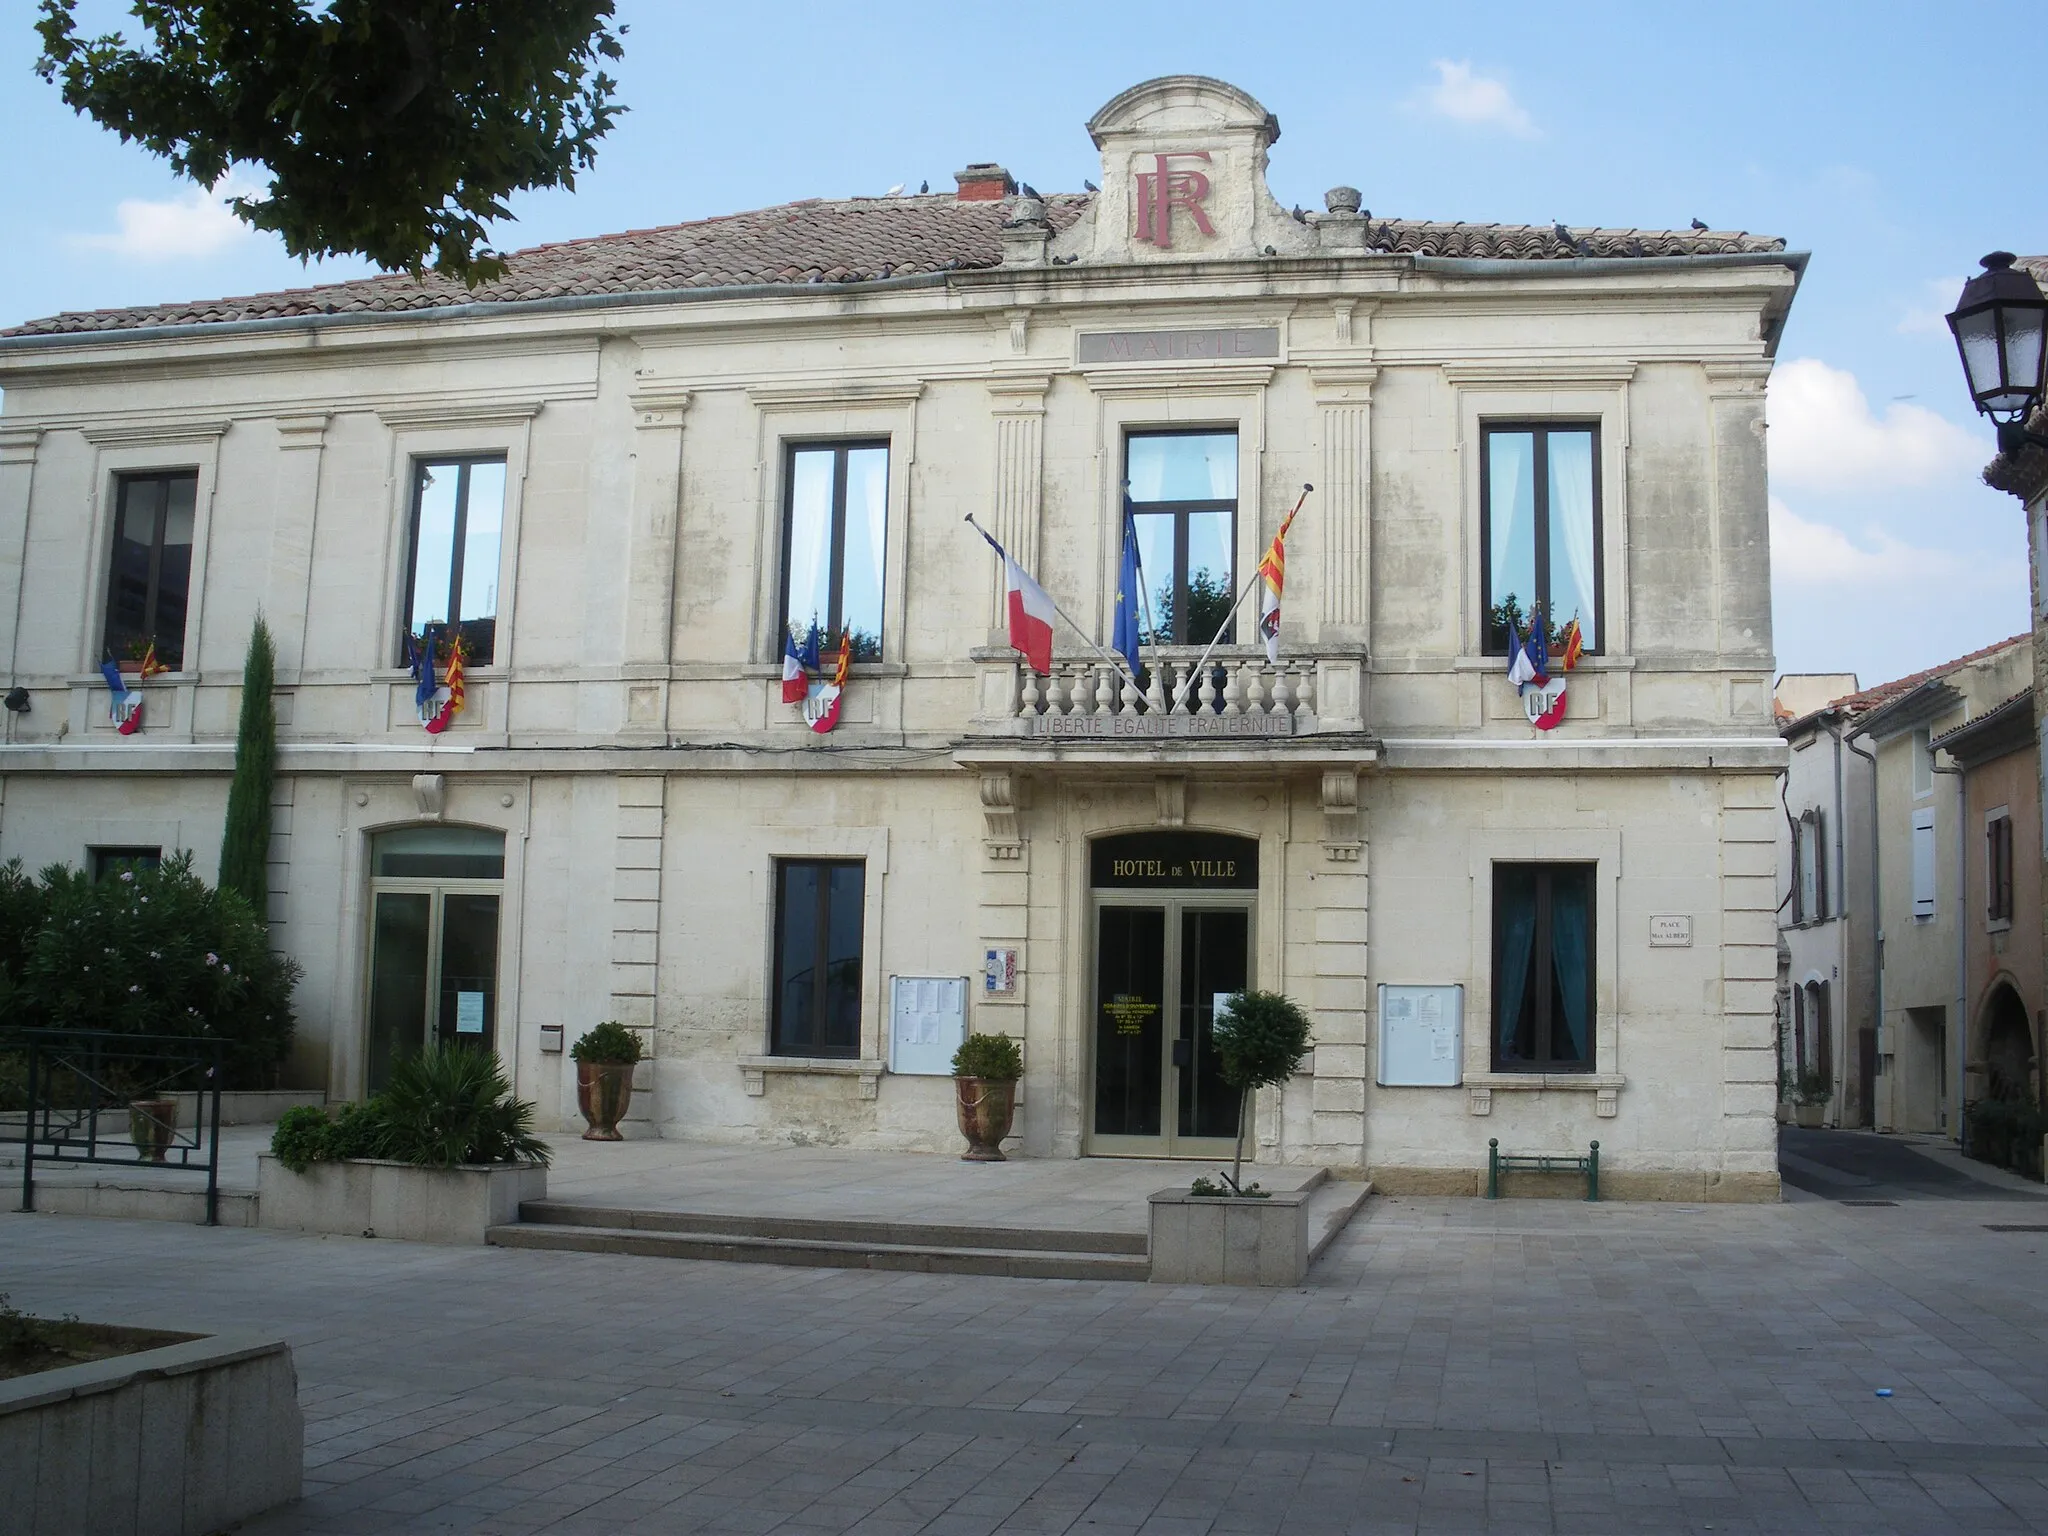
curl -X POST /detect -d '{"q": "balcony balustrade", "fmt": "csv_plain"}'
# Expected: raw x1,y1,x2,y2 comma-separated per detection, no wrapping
969,646,1368,741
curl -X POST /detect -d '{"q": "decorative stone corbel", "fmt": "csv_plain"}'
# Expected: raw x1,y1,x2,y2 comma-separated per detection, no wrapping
1155,774,1186,829
1595,1086,1619,1118
859,1069,881,1101
411,774,445,821
1320,769,1361,861
1467,1087,1493,1116
741,1066,766,1097
980,771,1022,859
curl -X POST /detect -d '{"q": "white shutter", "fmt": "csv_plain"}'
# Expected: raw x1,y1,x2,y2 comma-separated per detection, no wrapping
1796,817,1819,924
1910,808,1936,919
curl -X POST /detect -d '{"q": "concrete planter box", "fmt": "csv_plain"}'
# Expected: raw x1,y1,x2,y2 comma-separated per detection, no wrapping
0,1332,301,1536
1794,1103,1828,1129
256,1153,546,1244
1148,1188,1310,1286
173,1089,326,1126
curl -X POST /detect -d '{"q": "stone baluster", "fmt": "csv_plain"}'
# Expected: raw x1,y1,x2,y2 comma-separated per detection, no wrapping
1293,661,1316,719
1094,664,1115,716
1168,661,1191,715
1221,661,1243,716
1269,665,1291,717
1243,664,1266,716
1019,669,1041,718
1197,665,1218,715
1120,667,1143,715
1143,662,1165,715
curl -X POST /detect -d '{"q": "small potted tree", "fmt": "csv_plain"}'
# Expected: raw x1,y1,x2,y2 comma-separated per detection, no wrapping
1211,990,1314,1194
570,1021,643,1141
952,1032,1023,1161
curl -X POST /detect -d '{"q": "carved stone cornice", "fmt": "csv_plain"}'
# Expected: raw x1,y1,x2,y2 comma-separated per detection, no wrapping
980,771,1022,859
1320,769,1361,861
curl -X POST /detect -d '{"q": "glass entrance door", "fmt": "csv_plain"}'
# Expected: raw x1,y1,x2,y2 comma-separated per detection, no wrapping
364,827,505,1093
1091,898,1252,1158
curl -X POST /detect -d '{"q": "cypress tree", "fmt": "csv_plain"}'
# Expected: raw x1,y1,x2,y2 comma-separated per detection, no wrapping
219,615,276,914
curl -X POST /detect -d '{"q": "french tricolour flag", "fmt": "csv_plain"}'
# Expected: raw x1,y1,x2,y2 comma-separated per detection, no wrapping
781,623,820,704
971,520,1055,676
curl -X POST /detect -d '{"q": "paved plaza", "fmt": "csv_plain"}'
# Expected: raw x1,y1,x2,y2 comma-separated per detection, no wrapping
6,1138,2048,1534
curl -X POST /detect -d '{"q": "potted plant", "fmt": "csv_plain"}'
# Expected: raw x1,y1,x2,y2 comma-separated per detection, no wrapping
1210,990,1313,1194
127,1093,177,1162
1792,1067,1832,1129
952,1032,1023,1161
570,1021,642,1141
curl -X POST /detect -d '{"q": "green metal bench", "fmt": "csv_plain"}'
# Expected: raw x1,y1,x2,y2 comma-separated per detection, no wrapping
1486,1138,1599,1201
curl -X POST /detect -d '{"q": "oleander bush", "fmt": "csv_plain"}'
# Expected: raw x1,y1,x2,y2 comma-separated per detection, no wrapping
0,853,297,1089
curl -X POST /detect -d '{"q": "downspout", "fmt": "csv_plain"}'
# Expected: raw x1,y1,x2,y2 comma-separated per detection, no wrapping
1845,730,1882,1127
1933,754,1968,1150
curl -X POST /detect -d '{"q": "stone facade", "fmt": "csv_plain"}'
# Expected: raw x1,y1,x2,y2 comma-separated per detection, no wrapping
0,78,1801,1196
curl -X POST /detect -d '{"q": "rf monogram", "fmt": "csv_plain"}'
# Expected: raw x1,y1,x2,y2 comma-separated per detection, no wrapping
1133,152,1216,248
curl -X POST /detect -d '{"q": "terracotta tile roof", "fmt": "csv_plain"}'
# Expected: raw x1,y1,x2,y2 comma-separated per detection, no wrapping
2,191,1790,340
1782,632,2030,734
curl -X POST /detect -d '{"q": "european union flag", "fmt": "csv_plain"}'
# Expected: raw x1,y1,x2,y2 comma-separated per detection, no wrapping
799,621,823,674
1112,498,1144,675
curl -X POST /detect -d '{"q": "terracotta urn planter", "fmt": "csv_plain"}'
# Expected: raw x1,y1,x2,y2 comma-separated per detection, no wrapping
128,1096,178,1162
955,1077,1016,1162
576,1061,635,1141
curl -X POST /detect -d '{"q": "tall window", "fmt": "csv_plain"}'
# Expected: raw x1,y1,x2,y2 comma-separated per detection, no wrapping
771,860,866,1058
780,442,887,661
1987,810,2015,925
104,470,196,669
1481,424,1601,655
402,457,505,666
1126,430,1237,644
1794,810,1828,924
1493,863,1595,1071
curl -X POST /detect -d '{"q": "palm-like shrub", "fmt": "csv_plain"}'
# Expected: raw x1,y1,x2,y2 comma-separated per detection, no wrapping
1212,990,1313,1193
369,1045,549,1168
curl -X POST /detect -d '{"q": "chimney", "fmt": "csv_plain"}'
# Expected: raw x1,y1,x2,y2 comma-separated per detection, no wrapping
954,163,1016,202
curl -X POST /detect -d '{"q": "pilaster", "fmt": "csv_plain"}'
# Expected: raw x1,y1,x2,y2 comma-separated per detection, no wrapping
0,426,42,680
985,379,1050,635
611,775,666,1132
624,388,691,735
268,414,329,679
1722,772,1782,1171
1311,368,1376,644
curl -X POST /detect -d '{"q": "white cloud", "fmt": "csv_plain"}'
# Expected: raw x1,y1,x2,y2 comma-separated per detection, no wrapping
1766,357,1985,493
1769,495,2018,590
1897,275,1970,335
71,175,260,261
1419,61,1537,138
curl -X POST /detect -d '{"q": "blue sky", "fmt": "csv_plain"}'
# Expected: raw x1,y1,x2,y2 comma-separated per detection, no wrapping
4,0,2041,691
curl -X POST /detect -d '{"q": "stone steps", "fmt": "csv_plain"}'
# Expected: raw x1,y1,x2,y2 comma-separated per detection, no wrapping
487,1211,1150,1280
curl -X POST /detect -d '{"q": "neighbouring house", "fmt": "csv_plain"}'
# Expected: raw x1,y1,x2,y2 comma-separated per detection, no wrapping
1774,673,1864,1127
1931,688,2043,1113
0,76,1805,1196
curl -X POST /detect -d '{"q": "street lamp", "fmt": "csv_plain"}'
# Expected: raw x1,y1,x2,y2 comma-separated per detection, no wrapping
1948,251,2048,454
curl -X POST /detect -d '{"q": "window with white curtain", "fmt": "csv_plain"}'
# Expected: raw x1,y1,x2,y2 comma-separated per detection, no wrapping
779,441,888,660
1481,424,1602,656
1126,430,1238,645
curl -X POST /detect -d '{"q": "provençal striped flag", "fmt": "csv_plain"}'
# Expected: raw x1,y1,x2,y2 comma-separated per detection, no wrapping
1256,500,1302,665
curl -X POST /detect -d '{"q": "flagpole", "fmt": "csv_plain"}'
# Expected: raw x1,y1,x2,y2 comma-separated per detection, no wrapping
1121,484,1165,687
1170,484,1311,711
964,515,1142,694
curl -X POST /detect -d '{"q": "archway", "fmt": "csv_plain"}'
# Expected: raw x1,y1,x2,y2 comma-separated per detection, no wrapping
1981,982,2036,1104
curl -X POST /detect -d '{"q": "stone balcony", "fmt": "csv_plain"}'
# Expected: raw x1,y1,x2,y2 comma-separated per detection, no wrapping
958,645,1377,770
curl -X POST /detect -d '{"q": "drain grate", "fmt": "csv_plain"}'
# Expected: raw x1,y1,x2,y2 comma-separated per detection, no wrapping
1839,1199,1899,1207
1984,1223,2048,1233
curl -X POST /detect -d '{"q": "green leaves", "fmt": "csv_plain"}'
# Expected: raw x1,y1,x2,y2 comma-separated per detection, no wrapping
570,1020,642,1065
34,1,627,285
1212,990,1312,1093
951,1032,1023,1081
219,615,275,913
372,1044,549,1167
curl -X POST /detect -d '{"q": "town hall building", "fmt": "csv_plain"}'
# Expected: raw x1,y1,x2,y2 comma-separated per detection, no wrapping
0,77,1801,1197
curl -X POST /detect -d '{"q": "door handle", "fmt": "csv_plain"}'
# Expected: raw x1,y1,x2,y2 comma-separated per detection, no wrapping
1172,1039,1192,1070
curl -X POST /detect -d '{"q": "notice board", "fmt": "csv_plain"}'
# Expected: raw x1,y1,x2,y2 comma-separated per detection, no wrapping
1376,984,1463,1087
889,976,968,1076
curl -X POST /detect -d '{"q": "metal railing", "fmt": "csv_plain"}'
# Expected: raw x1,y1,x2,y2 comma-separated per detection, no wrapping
2,1030,226,1225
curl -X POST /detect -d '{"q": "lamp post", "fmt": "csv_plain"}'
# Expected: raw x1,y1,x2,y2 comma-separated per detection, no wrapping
1947,252,2048,455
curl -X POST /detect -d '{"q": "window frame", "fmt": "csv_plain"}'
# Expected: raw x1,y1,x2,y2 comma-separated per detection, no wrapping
775,438,891,661
102,469,199,671
399,454,508,668
1477,421,1605,658
88,845,162,881
1987,808,2015,928
1123,427,1240,646
1490,860,1598,1074
769,857,867,1060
